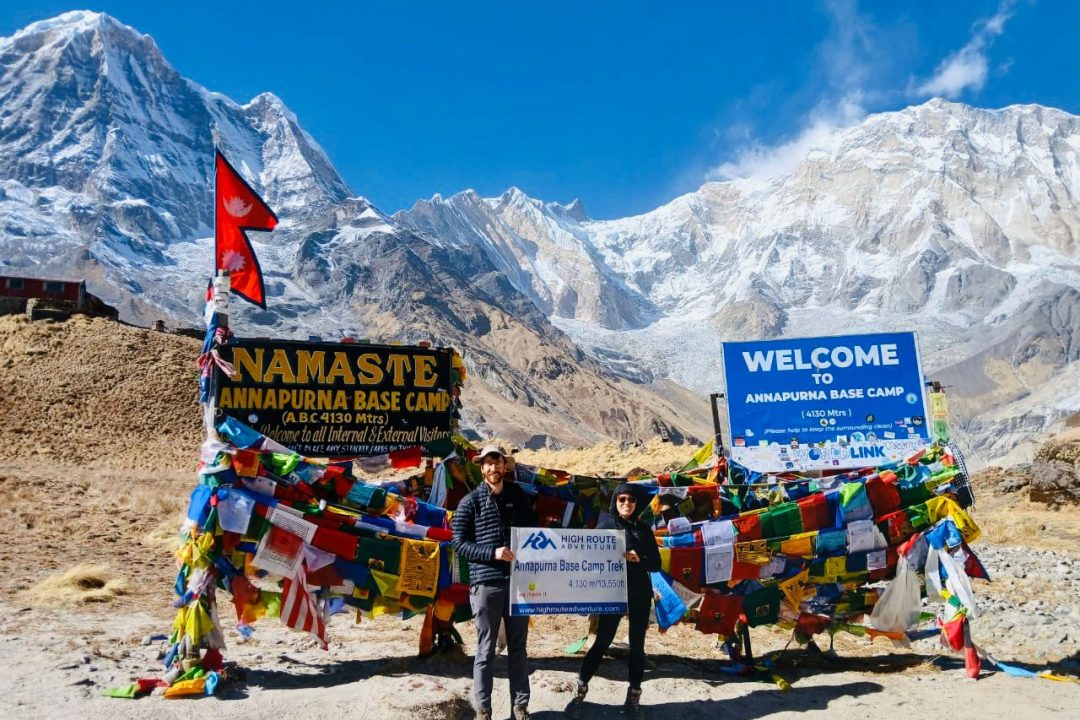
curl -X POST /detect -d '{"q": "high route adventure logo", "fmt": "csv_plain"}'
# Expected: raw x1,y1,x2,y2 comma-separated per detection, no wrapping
521,531,558,551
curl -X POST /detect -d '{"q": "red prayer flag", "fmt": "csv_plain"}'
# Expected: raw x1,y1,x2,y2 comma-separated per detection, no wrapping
696,590,743,637
389,445,423,469
215,150,278,308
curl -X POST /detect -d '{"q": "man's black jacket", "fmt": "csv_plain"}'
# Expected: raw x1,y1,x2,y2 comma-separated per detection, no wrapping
451,481,536,586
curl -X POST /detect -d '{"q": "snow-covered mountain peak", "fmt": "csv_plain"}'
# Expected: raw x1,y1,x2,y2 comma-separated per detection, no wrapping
3,10,170,75
491,186,541,212
245,91,290,114
0,9,351,245
0,11,715,451
556,198,589,222
239,91,351,210
10,10,128,43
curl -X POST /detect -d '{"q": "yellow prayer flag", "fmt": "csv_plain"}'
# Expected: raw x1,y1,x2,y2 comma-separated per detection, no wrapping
736,540,771,565
371,595,401,618
681,439,714,471
779,569,810,611
371,569,402,598
779,532,817,558
397,539,441,598
172,601,216,645
164,677,207,698
924,496,981,544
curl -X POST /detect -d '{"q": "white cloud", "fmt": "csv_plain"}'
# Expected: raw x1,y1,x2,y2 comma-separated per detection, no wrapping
706,1,1021,183
707,0,872,182
917,50,989,98
708,97,863,181
915,1,1014,98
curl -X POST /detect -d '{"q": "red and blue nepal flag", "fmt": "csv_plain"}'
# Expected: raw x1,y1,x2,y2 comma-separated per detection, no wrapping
215,150,278,309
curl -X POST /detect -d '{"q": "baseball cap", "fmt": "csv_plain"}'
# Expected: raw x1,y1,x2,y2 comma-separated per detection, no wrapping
476,444,507,460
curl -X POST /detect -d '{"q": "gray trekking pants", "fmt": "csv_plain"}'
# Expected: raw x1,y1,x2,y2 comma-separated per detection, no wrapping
470,582,530,711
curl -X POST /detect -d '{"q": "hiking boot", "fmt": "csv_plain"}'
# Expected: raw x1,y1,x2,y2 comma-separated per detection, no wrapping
512,705,531,720
623,687,644,720
564,679,588,718
475,708,492,720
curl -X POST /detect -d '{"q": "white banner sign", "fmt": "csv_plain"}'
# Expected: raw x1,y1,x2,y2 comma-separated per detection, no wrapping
509,528,627,616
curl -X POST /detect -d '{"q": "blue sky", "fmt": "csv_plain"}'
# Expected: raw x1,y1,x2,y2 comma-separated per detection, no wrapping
2,1,1077,218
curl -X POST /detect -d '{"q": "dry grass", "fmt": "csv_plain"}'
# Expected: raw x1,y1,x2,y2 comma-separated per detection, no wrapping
141,514,185,550
0,314,202,470
514,438,705,476
968,465,1080,551
23,564,129,606
972,499,1080,550
976,507,1045,546
0,464,190,611
120,485,187,517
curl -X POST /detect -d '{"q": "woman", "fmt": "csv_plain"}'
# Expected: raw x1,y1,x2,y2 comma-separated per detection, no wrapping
566,483,660,720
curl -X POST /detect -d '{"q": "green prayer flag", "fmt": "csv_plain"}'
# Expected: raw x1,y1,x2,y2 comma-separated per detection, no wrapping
760,503,802,539
670,472,694,488
905,503,930,530
102,684,139,699
681,439,714,471
262,589,282,618
246,511,271,540
564,636,588,655
897,481,933,508
425,436,455,458
743,584,782,628
465,460,483,488
268,452,303,477
357,536,402,575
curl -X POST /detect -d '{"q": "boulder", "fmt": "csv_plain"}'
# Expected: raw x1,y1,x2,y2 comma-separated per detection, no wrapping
1030,429,1080,505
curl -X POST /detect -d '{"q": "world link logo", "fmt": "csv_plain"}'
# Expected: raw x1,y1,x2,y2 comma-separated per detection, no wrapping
521,531,557,550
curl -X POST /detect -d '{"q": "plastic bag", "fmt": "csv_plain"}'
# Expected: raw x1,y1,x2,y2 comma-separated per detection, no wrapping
869,555,922,632
941,548,977,618
925,544,977,620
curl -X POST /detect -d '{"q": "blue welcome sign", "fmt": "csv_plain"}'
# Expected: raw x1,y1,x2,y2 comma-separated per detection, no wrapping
721,332,929,472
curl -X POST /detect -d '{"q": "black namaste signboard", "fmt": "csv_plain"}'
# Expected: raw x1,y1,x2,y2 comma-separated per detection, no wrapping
213,338,454,456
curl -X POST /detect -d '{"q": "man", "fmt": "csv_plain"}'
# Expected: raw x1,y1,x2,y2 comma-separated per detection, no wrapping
452,444,536,720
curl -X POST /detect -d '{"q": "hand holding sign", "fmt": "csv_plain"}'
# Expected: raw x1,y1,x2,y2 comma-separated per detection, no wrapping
495,546,515,562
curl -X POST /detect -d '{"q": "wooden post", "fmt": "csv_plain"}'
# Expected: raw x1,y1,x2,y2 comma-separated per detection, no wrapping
709,392,726,458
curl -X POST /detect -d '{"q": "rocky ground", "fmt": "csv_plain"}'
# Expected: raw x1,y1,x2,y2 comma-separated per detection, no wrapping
923,544,1080,662
1,560,1077,720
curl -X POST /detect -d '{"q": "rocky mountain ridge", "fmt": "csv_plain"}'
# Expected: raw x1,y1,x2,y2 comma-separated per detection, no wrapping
398,101,1080,463
2,11,1079,460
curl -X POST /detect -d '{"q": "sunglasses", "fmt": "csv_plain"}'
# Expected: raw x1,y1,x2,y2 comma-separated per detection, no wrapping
616,495,636,504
